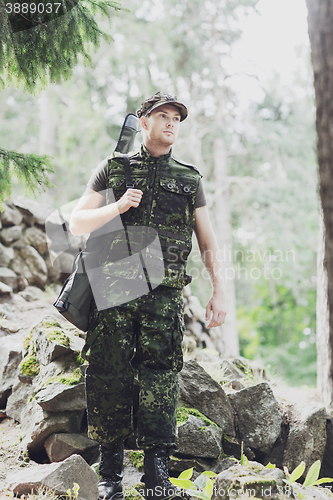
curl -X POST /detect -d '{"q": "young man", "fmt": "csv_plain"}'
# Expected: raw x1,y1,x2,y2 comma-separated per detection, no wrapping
70,92,226,500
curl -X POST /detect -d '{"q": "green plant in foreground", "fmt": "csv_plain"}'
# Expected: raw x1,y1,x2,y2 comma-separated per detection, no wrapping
284,459,333,488
170,468,217,500
66,482,80,500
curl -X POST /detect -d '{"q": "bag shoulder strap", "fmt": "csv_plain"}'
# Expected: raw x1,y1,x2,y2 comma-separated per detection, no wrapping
123,154,134,188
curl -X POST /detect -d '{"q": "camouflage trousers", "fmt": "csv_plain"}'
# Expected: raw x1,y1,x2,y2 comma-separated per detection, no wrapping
84,282,185,451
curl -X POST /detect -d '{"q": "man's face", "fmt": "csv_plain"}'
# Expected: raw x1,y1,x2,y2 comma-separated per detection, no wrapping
141,104,181,148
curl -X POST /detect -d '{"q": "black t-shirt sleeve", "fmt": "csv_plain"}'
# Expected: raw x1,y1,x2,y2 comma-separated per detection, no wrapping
87,158,109,192
194,178,207,208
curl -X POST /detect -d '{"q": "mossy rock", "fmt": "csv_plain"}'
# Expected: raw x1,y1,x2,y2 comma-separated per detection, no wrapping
177,405,218,428
46,367,84,386
45,328,71,348
20,353,40,377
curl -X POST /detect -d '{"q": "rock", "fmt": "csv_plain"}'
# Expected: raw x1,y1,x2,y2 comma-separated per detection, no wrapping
176,414,223,459
6,356,73,422
35,382,86,412
5,380,35,422
12,196,54,226
10,243,47,288
0,243,14,267
221,434,255,462
0,281,12,296
123,450,145,487
0,268,18,291
228,382,282,456
45,208,87,254
19,285,45,302
20,399,84,452
44,433,98,463
0,225,22,245
169,456,236,476
0,201,23,227
211,462,285,500
282,403,327,476
321,414,333,479
53,251,75,274
220,359,247,381
45,250,62,282
179,360,235,436
5,453,99,500
0,332,24,407
187,295,205,322
25,316,84,366
0,303,15,320
23,226,48,256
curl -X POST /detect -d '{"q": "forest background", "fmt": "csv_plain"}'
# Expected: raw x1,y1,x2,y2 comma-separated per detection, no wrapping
0,0,318,387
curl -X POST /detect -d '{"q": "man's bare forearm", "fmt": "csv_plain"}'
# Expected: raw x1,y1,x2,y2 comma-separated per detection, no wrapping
70,203,120,235
199,236,225,295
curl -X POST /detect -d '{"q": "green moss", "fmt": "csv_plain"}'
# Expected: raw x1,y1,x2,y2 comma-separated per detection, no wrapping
128,451,144,470
46,367,83,386
46,328,71,348
41,318,62,329
28,392,37,402
20,354,40,377
177,405,218,428
23,330,33,351
124,483,145,500
74,351,85,365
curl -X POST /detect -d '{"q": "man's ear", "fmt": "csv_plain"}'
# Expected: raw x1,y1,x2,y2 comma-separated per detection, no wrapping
140,116,148,131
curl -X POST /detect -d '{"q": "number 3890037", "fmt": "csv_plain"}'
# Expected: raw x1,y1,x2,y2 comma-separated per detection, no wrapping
5,3,61,14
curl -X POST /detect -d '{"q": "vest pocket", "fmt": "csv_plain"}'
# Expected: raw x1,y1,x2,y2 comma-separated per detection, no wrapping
154,177,197,228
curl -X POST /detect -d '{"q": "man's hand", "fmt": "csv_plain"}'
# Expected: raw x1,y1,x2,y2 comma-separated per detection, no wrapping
117,188,143,214
205,291,227,328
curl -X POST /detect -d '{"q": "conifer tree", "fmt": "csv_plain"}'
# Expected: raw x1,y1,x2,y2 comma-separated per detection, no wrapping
0,0,122,205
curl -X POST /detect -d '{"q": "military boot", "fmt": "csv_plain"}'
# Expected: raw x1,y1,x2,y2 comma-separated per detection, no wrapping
98,442,124,500
143,448,184,500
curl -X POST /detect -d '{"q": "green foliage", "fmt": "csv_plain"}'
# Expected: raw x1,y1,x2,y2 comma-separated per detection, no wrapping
284,460,333,488
128,450,144,470
0,147,54,207
0,0,123,93
238,281,317,386
66,482,80,500
170,468,217,500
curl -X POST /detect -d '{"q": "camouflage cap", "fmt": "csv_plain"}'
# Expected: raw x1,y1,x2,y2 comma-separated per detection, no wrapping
137,91,188,121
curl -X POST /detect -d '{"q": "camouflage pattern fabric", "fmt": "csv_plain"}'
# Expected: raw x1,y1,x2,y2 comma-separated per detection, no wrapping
103,144,202,289
84,282,185,450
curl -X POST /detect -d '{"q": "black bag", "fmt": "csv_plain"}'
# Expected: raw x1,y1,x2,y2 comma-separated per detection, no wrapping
53,251,92,332
53,115,139,331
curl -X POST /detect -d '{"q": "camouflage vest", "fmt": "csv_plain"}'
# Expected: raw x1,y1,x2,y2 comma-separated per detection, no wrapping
102,144,202,289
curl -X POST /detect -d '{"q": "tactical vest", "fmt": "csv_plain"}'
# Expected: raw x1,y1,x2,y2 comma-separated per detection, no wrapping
102,144,202,289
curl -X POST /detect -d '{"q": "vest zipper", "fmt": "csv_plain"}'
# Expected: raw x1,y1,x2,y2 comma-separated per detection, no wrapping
148,159,158,224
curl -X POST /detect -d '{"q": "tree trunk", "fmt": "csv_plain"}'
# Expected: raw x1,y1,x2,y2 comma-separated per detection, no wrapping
306,0,333,403
213,137,239,357
316,208,331,404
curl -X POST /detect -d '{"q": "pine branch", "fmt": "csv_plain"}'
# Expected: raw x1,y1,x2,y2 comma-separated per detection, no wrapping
0,0,125,92
0,149,54,208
